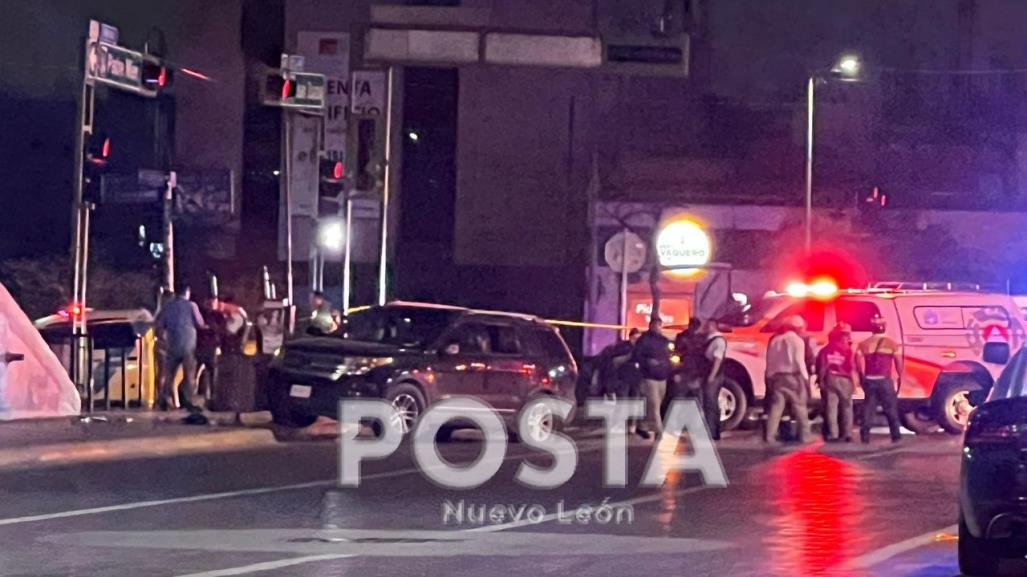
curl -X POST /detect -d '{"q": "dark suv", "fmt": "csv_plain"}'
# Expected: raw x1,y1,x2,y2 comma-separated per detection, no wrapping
959,346,1027,575
267,302,578,440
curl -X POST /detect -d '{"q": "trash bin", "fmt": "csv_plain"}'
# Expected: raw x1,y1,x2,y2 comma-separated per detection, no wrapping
209,354,257,412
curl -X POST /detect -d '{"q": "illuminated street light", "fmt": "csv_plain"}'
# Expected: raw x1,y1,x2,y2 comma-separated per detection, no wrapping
806,51,865,253
831,53,863,81
318,219,345,251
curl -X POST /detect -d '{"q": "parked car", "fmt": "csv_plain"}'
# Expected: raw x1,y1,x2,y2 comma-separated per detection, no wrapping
267,302,578,440
959,345,1027,575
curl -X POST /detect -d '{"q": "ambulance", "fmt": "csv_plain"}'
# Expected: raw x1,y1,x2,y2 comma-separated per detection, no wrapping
714,281,1023,434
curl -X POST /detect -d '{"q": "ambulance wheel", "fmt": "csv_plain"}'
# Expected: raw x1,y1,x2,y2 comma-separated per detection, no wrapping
937,382,975,435
901,408,939,435
718,378,748,432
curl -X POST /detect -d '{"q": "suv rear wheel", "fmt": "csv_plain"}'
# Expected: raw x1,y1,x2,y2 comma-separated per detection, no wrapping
511,398,560,444
959,518,1000,576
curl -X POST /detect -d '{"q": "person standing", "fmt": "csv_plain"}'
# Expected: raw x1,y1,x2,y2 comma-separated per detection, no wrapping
764,316,811,444
593,329,641,400
697,318,728,441
155,285,206,412
856,315,903,443
196,296,227,402
815,322,857,442
632,318,673,439
308,291,337,334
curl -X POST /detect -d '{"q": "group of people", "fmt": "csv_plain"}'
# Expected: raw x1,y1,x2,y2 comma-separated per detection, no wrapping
592,316,727,441
764,314,903,444
592,311,905,445
154,285,248,413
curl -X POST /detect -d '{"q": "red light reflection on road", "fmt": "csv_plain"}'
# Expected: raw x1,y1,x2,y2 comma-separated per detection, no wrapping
759,450,867,577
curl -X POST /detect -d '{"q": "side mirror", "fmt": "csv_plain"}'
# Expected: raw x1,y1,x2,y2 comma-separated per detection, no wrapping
984,342,1010,365
442,343,460,356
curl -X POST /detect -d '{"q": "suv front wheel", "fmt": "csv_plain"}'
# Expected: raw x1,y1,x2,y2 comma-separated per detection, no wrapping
385,383,426,435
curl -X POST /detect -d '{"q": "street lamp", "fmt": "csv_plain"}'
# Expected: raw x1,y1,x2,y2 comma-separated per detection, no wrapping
806,52,864,253
317,219,345,252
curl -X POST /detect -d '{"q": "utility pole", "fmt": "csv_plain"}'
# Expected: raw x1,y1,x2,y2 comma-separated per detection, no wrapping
377,66,395,306
162,172,177,291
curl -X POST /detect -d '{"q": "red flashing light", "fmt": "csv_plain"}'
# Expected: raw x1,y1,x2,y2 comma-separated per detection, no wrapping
60,303,86,320
332,161,344,180
101,137,111,159
880,194,888,207
280,79,292,101
158,66,167,88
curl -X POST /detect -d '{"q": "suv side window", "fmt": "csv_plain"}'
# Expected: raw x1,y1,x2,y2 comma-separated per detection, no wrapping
447,323,490,355
485,324,522,355
835,300,882,332
532,326,573,363
764,301,826,332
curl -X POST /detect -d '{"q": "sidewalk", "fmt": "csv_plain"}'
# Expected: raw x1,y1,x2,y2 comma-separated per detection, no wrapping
0,410,277,471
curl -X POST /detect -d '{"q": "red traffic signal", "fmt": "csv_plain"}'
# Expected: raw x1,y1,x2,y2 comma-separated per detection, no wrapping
85,134,111,167
265,73,296,103
320,159,345,182
141,58,172,91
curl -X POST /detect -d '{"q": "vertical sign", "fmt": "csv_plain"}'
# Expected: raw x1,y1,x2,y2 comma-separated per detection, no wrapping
298,32,351,162
289,114,321,218
351,71,386,116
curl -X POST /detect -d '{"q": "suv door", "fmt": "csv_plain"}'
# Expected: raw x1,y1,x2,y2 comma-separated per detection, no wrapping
480,322,530,414
434,323,490,402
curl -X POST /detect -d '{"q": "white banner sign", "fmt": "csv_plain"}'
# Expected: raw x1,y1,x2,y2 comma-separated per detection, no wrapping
351,70,386,116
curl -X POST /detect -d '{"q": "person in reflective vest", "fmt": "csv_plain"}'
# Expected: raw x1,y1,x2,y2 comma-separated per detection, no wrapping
856,315,903,443
815,322,857,442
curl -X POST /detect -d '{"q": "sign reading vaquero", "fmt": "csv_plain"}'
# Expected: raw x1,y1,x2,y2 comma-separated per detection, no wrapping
656,219,711,269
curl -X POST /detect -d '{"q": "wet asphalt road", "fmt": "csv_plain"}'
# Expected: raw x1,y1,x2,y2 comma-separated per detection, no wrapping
0,428,1020,577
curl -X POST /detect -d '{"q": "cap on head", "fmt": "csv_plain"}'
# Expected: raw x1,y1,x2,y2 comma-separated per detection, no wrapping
785,315,806,331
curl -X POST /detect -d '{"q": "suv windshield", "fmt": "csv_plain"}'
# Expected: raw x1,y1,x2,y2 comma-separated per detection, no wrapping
342,307,458,349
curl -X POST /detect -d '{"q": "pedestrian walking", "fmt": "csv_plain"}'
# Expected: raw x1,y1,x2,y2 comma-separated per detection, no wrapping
764,315,811,443
815,322,857,442
154,285,206,413
632,318,673,439
856,315,903,443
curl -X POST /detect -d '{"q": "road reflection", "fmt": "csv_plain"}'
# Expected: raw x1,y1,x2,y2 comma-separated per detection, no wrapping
758,449,869,577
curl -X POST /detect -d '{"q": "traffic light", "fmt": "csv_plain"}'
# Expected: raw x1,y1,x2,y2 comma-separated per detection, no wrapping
85,133,111,167
83,133,111,202
319,157,347,196
141,58,171,90
264,72,296,105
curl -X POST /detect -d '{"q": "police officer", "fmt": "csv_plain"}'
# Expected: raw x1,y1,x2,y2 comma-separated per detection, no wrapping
764,315,811,444
815,322,857,442
632,318,673,439
856,315,903,443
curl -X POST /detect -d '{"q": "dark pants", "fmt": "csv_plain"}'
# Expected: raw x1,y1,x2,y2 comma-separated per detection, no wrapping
765,373,810,443
197,351,218,400
821,375,854,441
861,377,901,442
699,377,722,440
162,351,198,411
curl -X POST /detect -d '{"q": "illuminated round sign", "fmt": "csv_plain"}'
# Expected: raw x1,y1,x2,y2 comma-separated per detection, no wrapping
656,220,711,270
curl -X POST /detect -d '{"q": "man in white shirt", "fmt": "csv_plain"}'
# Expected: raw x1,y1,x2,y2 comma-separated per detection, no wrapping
698,319,727,440
764,315,811,443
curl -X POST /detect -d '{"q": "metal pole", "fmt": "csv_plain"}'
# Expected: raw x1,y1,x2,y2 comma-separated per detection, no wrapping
162,174,176,291
283,110,295,331
342,195,354,313
618,228,629,336
377,66,395,306
71,40,93,340
805,75,815,254
80,203,93,317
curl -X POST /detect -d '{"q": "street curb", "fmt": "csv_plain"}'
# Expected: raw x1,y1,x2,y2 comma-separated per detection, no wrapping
0,428,279,471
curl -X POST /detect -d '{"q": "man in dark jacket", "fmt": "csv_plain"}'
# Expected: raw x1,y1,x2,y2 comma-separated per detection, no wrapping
632,318,672,439
593,329,641,399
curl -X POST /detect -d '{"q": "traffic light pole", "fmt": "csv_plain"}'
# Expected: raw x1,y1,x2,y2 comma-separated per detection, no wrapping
71,39,95,340
283,110,296,333
377,66,395,306
342,194,354,313
162,172,176,292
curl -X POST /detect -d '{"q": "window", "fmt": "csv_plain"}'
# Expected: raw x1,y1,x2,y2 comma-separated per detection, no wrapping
765,301,826,332
448,324,490,354
835,300,881,332
486,325,521,355
532,327,573,363
344,307,457,348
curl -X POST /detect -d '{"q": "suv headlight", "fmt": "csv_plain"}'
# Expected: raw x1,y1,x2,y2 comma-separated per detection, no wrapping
332,357,394,378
